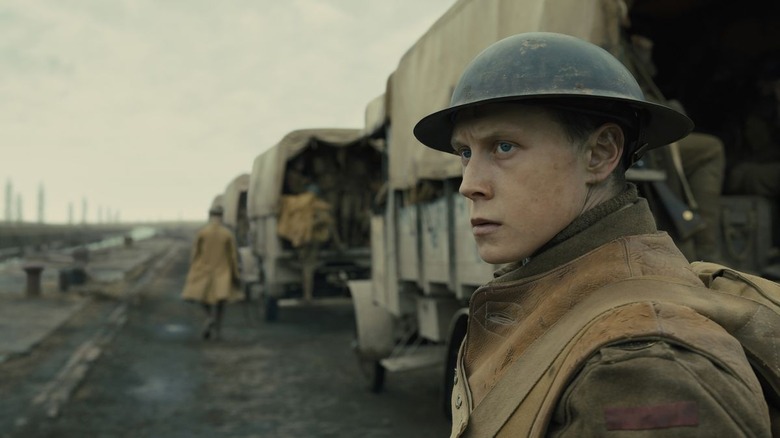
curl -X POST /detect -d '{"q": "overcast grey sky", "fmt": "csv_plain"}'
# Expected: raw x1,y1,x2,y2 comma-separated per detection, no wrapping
1,0,456,223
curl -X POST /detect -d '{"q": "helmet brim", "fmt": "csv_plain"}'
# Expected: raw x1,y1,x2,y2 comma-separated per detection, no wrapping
413,94,693,165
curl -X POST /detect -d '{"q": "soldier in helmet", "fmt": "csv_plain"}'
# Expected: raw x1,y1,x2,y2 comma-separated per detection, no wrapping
414,33,774,437
181,205,241,340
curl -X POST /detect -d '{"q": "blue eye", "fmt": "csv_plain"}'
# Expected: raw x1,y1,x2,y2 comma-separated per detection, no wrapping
459,148,472,159
497,142,514,153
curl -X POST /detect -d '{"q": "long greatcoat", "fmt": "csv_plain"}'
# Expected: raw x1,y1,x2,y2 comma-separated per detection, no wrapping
181,220,241,305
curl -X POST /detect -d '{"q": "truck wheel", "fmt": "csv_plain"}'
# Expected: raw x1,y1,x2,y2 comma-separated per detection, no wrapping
264,296,279,322
358,356,386,393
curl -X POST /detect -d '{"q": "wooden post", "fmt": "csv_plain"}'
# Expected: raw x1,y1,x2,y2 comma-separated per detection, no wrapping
23,264,45,297
299,245,319,303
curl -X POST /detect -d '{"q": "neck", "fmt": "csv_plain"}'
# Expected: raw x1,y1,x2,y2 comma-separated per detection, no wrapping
493,183,655,282
580,180,621,215
542,182,634,251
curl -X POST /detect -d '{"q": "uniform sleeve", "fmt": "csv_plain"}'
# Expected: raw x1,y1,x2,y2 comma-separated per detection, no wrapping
546,340,771,438
190,233,202,265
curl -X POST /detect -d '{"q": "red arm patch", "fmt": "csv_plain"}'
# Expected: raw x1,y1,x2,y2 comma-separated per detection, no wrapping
604,401,699,430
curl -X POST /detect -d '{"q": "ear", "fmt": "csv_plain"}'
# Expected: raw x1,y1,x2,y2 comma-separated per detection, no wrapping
585,123,624,184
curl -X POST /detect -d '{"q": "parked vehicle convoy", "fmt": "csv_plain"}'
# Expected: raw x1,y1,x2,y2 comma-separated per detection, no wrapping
221,174,250,247
217,173,262,302
210,194,223,212
348,0,780,416
246,128,383,321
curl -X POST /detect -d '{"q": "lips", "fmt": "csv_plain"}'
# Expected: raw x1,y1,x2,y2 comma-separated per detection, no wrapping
470,217,496,227
471,217,500,236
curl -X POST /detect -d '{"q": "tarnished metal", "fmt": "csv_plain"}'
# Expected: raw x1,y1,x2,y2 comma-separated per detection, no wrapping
414,32,693,167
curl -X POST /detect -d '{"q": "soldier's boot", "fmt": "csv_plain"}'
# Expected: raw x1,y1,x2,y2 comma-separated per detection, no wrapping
201,303,214,340
212,301,225,340
202,317,214,340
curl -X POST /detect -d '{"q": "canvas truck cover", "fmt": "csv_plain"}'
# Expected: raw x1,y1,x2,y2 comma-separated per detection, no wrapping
388,0,622,190
363,93,388,138
222,173,250,230
210,194,223,210
247,128,366,219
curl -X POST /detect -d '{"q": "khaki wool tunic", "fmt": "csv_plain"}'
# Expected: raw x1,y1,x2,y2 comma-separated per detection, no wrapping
450,185,776,437
181,221,241,305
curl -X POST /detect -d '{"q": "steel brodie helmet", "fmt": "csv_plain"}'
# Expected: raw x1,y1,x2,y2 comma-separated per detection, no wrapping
413,32,693,168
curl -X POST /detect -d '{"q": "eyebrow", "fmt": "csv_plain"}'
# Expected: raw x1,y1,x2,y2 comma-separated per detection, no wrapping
449,139,463,152
450,132,476,152
451,126,524,148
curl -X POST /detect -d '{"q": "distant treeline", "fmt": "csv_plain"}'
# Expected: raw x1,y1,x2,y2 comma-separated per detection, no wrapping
0,223,133,254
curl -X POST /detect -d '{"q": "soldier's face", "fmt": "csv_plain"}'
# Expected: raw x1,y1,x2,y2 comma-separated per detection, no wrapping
452,104,592,264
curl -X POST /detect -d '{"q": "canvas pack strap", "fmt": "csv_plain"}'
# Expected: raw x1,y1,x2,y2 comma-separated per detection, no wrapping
466,276,780,438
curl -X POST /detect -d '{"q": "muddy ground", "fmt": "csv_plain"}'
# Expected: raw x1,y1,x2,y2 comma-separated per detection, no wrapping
4,242,449,438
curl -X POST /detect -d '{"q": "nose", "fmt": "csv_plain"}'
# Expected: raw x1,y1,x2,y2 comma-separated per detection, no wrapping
459,156,492,200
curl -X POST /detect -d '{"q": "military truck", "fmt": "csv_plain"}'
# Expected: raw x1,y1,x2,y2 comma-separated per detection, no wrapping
348,0,780,415
246,128,383,320
221,173,250,246
218,173,261,302
210,194,223,212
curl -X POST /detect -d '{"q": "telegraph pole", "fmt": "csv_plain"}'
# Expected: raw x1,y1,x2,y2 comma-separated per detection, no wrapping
4,179,11,222
37,183,45,223
16,194,22,223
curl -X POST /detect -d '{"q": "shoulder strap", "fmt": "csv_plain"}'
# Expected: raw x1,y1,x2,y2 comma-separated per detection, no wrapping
466,276,780,438
693,261,780,308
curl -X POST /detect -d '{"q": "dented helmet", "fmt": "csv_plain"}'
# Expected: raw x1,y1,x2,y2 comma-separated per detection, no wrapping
413,32,693,168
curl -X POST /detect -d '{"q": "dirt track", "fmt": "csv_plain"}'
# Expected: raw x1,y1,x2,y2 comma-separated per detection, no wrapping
9,242,449,438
